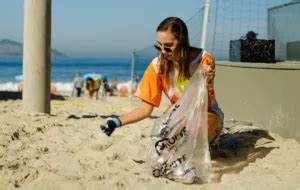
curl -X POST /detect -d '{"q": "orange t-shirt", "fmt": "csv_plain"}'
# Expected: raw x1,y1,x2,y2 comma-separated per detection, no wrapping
135,51,217,111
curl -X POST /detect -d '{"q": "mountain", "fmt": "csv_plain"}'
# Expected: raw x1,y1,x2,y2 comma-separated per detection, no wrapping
0,39,68,58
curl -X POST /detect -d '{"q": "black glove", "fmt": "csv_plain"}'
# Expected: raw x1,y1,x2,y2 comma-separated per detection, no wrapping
100,117,121,136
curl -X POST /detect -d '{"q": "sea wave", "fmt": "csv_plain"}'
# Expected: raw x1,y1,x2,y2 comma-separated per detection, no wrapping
0,82,20,91
0,80,136,93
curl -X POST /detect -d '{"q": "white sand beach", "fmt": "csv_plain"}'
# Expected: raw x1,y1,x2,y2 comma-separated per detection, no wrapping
0,94,299,190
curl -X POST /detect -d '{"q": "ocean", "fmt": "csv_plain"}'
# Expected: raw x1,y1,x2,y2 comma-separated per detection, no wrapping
0,57,150,92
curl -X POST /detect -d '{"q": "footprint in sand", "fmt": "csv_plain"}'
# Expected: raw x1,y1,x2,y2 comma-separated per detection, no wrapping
137,177,151,182
92,174,107,181
115,181,126,190
11,168,39,188
7,162,20,170
91,141,112,152
40,147,49,154
111,153,123,161
36,126,45,133
11,131,20,141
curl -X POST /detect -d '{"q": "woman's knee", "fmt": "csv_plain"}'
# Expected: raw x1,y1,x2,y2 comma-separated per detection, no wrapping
207,112,222,143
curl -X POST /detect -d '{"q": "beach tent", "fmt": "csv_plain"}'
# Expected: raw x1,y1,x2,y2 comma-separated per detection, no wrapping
82,73,104,80
15,75,23,81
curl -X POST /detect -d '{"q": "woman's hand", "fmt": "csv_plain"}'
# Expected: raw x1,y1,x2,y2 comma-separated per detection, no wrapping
100,117,121,136
201,64,215,84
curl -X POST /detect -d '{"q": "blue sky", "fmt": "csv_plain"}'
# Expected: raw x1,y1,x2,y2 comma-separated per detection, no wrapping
0,0,203,58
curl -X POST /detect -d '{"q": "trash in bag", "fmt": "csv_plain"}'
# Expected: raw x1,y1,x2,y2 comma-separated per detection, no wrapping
146,67,212,184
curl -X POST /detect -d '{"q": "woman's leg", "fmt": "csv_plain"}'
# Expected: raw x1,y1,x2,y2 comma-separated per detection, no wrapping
207,111,222,143
95,89,99,99
88,89,93,99
76,88,81,97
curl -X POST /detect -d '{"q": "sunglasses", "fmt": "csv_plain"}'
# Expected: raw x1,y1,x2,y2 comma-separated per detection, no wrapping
154,44,173,53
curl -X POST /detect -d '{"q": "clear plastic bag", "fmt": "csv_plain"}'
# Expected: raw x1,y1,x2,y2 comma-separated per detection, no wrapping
146,68,212,184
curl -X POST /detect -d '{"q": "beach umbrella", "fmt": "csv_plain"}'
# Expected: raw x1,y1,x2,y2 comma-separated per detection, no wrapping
15,75,23,81
82,73,103,80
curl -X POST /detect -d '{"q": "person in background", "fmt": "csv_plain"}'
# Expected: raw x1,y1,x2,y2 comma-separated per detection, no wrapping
110,78,119,96
103,78,112,96
73,72,83,97
85,77,95,99
246,31,258,41
100,17,224,144
99,80,106,100
93,79,101,100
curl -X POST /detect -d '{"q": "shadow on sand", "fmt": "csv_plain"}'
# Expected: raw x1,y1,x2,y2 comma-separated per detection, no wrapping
0,91,66,101
209,120,277,182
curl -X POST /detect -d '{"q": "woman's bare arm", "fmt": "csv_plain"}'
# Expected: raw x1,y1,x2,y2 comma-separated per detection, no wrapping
119,101,154,126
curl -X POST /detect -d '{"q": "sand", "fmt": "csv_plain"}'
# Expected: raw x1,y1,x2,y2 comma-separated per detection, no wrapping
0,94,299,190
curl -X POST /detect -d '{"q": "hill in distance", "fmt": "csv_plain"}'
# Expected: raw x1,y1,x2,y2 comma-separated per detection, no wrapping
0,39,68,58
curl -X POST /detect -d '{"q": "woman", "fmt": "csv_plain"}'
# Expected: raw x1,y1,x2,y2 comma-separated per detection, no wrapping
86,77,95,99
93,79,101,100
101,17,224,143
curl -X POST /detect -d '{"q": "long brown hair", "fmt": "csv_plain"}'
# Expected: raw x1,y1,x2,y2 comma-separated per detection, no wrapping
157,17,191,80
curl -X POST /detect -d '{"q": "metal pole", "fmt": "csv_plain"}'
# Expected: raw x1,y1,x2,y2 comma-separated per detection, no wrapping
129,49,136,98
23,0,51,113
211,0,218,52
200,0,211,49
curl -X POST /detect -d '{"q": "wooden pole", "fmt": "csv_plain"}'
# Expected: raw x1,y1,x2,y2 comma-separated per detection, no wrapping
23,0,52,113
